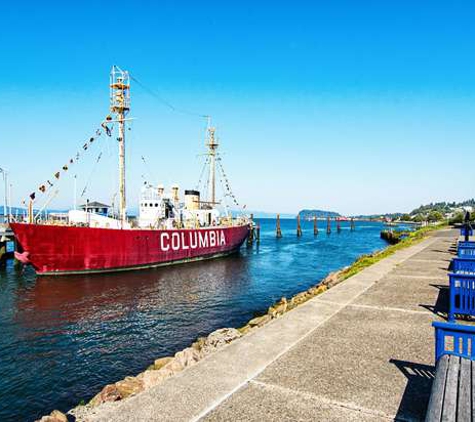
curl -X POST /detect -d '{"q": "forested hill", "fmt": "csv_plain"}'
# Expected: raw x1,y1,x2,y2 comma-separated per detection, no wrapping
409,199,475,216
298,209,341,218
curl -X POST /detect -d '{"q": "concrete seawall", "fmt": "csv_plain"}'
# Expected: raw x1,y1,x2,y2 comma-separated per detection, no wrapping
82,229,457,421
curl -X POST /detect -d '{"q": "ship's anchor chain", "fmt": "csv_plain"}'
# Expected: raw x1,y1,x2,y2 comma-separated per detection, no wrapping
23,117,114,206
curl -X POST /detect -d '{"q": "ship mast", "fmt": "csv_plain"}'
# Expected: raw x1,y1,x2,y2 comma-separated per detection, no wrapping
110,66,130,227
206,121,218,205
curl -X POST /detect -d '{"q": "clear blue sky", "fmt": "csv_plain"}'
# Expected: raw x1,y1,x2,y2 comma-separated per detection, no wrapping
1,1,474,215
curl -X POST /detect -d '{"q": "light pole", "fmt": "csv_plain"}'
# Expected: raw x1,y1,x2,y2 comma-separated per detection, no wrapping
0,167,8,223
8,182,12,222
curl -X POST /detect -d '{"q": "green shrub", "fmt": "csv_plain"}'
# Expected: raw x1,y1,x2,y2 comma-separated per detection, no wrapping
341,222,447,280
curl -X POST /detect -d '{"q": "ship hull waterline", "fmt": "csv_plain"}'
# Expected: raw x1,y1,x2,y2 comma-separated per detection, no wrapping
10,223,251,276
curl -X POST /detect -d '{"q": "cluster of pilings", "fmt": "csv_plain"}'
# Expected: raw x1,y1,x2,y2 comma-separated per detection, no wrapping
247,214,357,243
276,216,356,238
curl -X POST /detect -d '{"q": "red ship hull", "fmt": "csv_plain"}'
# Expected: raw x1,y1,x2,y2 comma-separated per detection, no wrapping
10,223,250,275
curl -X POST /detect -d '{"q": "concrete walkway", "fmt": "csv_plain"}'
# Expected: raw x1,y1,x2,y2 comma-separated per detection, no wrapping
89,229,457,422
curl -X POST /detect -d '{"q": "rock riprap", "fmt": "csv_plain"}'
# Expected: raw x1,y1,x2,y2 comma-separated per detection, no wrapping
43,272,342,422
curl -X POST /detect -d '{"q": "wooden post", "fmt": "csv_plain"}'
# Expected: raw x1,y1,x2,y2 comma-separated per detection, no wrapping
326,216,331,234
0,240,5,263
247,213,254,245
297,214,302,237
350,218,355,231
337,218,341,233
256,224,260,244
313,215,318,236
276,214,282,238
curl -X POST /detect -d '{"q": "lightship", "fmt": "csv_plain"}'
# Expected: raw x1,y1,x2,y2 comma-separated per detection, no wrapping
11,67,250,275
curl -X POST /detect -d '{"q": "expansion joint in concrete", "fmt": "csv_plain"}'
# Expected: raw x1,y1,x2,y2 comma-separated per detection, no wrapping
249,380,394,420
347,303,432,315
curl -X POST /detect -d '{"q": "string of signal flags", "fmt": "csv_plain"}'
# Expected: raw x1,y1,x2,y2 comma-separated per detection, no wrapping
23,73,245,212
24,116,114,205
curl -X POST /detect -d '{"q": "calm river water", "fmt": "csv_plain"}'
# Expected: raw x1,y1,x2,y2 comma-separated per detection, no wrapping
0,219,387,421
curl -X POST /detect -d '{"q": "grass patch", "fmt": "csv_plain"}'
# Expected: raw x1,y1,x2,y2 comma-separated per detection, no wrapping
340,223,448,280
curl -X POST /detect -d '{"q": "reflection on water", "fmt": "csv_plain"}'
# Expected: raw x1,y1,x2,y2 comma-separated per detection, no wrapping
0,219,386,421
18,256,251,327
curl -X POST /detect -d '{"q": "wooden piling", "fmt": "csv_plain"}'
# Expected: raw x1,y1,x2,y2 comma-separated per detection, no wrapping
247,213,254,245
256,224,260,243
0,240,6,263
313,215,318,236
326,216,331,234
337,218,341,233
350,218,355,231
276,214,282,238
297,215,302,237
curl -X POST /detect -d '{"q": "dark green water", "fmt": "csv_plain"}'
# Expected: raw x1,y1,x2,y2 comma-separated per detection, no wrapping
0,219,387,421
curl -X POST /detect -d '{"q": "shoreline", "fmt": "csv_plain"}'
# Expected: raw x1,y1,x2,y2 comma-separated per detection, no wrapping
37,222,446,422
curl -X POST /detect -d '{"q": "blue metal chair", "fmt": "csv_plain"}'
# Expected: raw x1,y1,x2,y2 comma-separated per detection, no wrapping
460,227,473,237
433,321,475,361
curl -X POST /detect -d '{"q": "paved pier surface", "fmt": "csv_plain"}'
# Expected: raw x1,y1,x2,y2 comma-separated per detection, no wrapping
90,229,457,422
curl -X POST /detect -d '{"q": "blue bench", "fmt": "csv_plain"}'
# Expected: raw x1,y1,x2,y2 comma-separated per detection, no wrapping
426,322,475,421
433,321,475,361
458,241,475,249
458,246,475,259
452,257,475,274
448,272,475,322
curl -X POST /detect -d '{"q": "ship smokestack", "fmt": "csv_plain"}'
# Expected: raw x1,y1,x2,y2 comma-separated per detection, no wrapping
185,190,200,210
171,185,180,203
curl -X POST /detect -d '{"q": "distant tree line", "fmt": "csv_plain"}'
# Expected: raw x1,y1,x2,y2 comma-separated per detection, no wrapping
398,198,475,224
298,198,475,224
